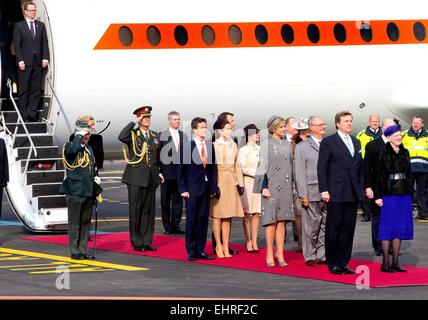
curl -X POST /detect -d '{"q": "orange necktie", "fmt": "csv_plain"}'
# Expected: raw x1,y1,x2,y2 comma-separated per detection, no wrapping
201,143,206,169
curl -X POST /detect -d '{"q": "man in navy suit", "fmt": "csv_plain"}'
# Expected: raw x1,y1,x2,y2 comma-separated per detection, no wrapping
13,2,49,122
159,111,187,235
177,117,218,261
317,111,363,275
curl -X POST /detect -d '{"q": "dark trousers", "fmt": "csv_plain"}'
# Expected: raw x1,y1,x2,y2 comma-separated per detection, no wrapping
185,183,210,256
361,196,373,219
18,65,42,120
160,178,183,232
66,195,93,256
127,179,156,248
413,172,428,218
371,204,381,253
325,202,358,270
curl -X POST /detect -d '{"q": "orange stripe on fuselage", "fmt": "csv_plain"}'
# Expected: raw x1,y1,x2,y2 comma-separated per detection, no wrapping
94,20,428,50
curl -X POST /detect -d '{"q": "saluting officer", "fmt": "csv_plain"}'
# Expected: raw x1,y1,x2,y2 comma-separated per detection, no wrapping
119,106,164,252
60,119,102,260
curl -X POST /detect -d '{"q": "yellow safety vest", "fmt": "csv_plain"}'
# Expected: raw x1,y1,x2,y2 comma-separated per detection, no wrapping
356,127,381,159
402,128,428,171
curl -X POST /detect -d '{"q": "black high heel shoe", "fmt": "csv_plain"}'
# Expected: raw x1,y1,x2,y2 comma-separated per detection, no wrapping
380,264,395,273
391,263,407,272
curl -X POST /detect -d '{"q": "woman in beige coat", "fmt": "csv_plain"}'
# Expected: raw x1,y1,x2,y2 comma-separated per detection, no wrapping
238,124,261,253
210,118,245,258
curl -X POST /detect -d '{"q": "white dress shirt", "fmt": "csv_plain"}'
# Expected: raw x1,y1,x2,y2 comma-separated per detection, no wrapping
169,127,180,151
311,136,322,147
26,18,36,37
337,130,354,156
194,137,208,181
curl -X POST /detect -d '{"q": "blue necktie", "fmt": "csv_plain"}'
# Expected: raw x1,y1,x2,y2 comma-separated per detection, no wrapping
344,135,354,157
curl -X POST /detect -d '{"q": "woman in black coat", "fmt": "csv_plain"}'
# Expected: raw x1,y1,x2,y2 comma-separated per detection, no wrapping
374,125,414,273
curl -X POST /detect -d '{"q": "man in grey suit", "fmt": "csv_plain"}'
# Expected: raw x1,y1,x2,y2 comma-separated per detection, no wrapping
295,116,327,266
159,111,187,235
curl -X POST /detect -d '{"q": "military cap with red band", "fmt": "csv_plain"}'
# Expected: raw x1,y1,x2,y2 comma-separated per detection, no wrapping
133,106,152,117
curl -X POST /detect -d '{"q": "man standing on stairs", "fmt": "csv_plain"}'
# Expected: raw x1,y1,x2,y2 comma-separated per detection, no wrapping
60,119,102,260
13,2,49,122
119,106,164,252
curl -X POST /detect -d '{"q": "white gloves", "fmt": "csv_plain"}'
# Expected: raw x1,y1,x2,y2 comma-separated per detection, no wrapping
76,130,89,137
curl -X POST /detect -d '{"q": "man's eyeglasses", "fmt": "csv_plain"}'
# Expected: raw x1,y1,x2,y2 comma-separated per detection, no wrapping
311,123,326,127
26,9,37,12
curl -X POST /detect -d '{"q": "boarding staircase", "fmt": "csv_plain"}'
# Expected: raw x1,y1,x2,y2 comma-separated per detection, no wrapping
0,78,71,232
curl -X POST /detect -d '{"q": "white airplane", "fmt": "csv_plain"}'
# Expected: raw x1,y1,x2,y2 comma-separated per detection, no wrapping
0,0,427,231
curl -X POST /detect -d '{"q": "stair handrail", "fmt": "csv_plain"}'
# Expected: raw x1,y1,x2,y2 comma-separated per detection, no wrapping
46,76,73,136
1,111,13,136
6,79,38,182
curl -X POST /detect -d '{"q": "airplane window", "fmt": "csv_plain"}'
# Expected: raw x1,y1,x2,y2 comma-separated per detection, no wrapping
307,24,320,44
147,26,161,46
359,22,373,42
228,25,242,45
413,22,426,41
255,24,268,45
202,25,215,45
281,24,294,44
334,23,347,43
387,22,400,42
118,26,133,47
174,25,188,46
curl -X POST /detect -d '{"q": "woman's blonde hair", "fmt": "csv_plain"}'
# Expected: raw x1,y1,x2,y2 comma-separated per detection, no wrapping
268,116,286,134
78,115,95,123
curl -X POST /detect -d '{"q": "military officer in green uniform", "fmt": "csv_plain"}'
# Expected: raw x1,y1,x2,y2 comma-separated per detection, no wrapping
119,106,164,252
60,119,102,260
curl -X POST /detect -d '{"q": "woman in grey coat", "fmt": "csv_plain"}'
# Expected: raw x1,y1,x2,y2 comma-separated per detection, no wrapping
254,116,294,267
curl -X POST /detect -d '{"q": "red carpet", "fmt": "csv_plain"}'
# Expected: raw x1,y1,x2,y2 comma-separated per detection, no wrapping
23,232,428,288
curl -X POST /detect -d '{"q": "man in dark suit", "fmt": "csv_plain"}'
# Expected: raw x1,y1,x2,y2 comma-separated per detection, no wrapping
13,2,49,121
317,111,363,275
59,120,102,260
119,106,164,252
159,111,187,235
177,117,218,261
0,138,9,221
364,119,396,256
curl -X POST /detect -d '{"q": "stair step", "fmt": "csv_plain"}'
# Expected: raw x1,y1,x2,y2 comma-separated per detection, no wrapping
21,158,64,171
16,146,59,161
0,98,19,111
6,122,48,134
32,183,62,197
0,96,50,116
27,170,65,185
14,135,53,148
37,195,67,210
1,110,43,123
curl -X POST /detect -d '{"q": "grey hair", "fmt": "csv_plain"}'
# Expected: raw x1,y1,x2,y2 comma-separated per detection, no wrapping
168,111,180,119
308,115,323,127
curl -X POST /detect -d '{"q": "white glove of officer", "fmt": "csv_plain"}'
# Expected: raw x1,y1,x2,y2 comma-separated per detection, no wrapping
94,176,101,185
76,130,89,137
